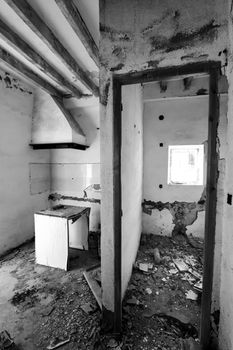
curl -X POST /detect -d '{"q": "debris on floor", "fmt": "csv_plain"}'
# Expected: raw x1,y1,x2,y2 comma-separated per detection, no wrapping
83,265,102,309
181,337,201,350
46,337,70,350
121,233,203,349
174,259,189,272
0,234,203,350
186,290,198,301
0,330,16,350
0,241,101,350
153,248,161,264
80,302,98,314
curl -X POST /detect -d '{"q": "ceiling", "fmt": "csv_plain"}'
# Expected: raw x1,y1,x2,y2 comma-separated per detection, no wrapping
0,0,99,98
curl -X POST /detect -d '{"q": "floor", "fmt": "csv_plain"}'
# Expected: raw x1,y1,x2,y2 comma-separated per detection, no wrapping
121,234,203,350
0,242,100,349
0,234,203,350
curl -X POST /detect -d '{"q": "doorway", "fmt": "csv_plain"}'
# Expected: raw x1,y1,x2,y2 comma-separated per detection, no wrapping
112,62,220,349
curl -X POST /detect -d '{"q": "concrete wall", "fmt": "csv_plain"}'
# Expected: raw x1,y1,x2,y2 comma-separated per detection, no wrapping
100,0,228,321
0,70,50,256
32,90,101,232
121,84,143,296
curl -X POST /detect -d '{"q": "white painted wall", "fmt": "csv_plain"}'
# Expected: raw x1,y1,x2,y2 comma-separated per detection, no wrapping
142,80,208,237
143,94,208,203
32,89,86,144
121,84,143,297
0,69,50,256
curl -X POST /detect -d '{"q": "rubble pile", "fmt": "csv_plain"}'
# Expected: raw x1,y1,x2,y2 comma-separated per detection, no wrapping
120,233,203,350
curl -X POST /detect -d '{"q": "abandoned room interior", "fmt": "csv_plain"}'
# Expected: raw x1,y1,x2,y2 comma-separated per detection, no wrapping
1,0,233,349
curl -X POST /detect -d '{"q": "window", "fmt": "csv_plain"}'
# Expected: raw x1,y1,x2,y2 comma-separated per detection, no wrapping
168,145,204,185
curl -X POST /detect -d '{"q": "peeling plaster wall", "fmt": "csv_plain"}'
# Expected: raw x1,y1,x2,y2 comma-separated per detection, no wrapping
32,90,101,231
142,80,208,238
121,84,143,297
100,0,228,318
0,70,50,256
142,76,228,242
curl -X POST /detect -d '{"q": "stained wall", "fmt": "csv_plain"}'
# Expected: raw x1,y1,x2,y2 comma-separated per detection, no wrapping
0,70,50,256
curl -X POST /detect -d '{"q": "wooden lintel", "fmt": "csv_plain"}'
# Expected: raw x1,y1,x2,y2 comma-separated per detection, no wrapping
51,95,85,137
0,47,62,96
0,18,84,99
55,0,99,68
4,0,99,97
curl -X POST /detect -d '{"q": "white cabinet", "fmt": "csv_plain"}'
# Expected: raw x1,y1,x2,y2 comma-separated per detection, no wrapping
35,205,90,270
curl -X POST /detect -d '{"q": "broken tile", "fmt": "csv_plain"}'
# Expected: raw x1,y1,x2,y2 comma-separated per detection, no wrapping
40,305,55,317
185,290,198,301
126,296,140,305
173,259,189,272
145,287,152,295
80,302,97,314
138,263,149,272
188,269,202,280
46,337,70,350
193,281,203,292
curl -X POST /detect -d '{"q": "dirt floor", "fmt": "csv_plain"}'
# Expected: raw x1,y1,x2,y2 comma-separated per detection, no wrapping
0,234,203,350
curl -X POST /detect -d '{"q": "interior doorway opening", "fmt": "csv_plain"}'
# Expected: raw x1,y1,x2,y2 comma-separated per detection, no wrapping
112,62,222,349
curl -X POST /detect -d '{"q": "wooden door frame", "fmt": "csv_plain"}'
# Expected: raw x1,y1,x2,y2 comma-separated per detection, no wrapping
112,61,220,349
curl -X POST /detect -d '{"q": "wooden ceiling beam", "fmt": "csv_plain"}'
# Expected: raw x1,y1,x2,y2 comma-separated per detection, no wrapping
55,0,99,68
0,47,62,97
4,0,99,96
0,18,85,99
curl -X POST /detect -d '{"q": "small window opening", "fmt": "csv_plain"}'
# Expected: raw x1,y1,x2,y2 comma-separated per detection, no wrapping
168,145,204,185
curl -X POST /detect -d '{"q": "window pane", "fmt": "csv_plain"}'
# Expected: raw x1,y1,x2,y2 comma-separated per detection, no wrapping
168,145,204,185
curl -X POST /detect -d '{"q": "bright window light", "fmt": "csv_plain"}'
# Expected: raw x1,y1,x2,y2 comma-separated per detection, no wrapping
168,145,204,185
